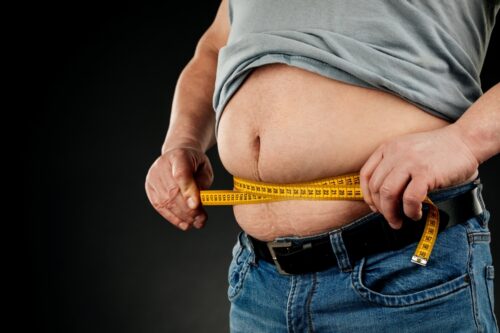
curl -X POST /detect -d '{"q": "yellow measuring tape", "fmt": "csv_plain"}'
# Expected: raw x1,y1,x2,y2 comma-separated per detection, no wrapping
200,173,438,266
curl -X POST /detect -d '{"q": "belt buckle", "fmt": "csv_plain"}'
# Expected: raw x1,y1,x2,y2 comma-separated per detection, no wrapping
266,240,293,275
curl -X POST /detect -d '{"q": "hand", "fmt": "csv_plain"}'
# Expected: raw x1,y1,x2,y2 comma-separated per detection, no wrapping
145,146,214,231
359,125,479,230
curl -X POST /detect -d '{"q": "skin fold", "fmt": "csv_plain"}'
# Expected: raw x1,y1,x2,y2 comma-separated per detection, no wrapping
144,0,500,239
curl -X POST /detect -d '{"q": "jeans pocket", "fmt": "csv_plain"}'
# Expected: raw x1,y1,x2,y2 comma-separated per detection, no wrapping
351,224,471,307
228,232,253,302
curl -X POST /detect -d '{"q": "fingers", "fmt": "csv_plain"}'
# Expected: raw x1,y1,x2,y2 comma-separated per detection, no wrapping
402,177,428,222
170,151,202,209
145,179,192,229
193,206,208,229
145,150,212,231
158,204,191,230
367,157,395,214
360,147,384,211
145,180,189,230
378,170,411,229
158,165,199,223
360,141,424,230
195,157,215,190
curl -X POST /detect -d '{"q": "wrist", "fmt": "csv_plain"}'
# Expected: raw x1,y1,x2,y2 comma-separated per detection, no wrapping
162,115,216,155
161,137,203,155
445,122,483,165
447,84,500,165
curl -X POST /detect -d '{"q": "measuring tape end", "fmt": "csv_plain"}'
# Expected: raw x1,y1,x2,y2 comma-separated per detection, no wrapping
411,256,428,267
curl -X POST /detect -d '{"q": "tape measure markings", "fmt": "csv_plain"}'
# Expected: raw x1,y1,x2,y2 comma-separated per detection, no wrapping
199,173,438,266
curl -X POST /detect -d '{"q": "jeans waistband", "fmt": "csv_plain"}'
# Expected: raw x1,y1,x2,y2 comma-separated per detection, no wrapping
244,176,483,247
240,176,485,272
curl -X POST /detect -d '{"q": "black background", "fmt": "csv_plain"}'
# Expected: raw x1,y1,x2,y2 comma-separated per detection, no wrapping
30,1,499,332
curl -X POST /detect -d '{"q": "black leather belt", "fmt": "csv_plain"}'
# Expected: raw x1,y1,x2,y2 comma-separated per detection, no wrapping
248,180,484,275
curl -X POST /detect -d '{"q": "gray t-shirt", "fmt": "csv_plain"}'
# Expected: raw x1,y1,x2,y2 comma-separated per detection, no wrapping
212,0,499,138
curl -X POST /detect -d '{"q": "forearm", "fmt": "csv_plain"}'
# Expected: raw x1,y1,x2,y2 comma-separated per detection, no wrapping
162,43,218,154
449,83,500,164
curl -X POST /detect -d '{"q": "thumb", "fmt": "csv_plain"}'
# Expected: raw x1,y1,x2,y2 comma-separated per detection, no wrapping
194,155,214,190
170,152,201,209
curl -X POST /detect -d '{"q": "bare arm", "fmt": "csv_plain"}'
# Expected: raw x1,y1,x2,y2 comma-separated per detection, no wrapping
360,83,500,229
162,0,231,154
145,1,231,231
450,83,500,164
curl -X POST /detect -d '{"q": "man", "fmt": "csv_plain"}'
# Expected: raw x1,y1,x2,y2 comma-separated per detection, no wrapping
146,0,499,331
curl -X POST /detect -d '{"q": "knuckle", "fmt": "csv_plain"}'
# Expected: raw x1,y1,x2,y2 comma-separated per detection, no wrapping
380,185,395,199
150,156,162,168
403,193,421,206
405,210,419,220
188,210,199,219
176,210,190,220
421,164,431,174
160,210,182,225
167,186,179,197
153,197,175,210
172,167,191,180
173,218,185,227
148,158,171,180
368,179,378,193
151,157,167,173
359,168,368,182
169,149,186,158
173,219,184,227
181,190,196,202
166,214,179,224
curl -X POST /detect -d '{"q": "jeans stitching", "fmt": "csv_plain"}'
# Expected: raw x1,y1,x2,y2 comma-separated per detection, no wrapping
287,276,297,333
228,259,249,301
306,273,317,333
466,224,482,333
351,254,471,307
228,246,253,302
330,232,353,272
485,265,499,330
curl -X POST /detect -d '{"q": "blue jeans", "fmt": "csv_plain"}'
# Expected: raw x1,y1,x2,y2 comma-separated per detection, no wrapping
227,180,498,332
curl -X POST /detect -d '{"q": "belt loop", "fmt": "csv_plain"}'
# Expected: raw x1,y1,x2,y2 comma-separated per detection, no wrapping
473,182,488,229
329,231,352,272
475,182,486,214
240,232,257,265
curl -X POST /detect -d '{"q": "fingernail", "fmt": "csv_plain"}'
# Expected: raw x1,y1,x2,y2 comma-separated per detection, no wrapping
413,211,423,221
390,220,402,230
193,214,203,226
187,197,197,209
193,220,203,229
179,222,188,230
